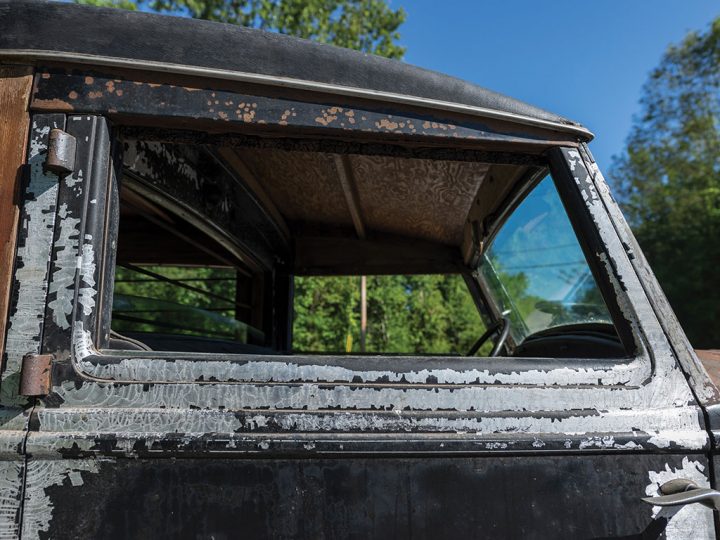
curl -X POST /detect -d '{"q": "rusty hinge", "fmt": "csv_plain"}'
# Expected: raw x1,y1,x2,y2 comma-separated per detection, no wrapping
19,353,53,397
45,128,76,175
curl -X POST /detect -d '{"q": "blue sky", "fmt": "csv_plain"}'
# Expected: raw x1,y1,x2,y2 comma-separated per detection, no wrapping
398,0,719,175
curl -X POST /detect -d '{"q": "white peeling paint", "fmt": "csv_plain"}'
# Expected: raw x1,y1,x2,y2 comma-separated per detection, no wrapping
645,457,714,540
22,459,104,540
47,204,81,330
0,461,23,540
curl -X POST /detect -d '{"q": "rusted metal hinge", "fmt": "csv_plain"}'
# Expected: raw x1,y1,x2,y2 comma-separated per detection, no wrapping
19,353,53,397
45,128,76,175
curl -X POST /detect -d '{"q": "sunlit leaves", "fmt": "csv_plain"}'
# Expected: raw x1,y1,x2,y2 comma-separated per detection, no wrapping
610,17,720,347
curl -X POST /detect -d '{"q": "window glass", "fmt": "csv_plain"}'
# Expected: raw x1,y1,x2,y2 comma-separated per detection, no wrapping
292,274,484,354
479,175,613,344
112,264,265,352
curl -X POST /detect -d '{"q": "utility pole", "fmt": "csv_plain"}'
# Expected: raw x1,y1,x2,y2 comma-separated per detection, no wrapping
360,275,367,352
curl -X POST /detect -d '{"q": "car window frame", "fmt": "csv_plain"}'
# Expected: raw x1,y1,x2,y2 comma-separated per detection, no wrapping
40,124,668,392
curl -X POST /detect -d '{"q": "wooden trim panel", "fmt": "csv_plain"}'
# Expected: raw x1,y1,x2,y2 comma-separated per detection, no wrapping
0,65,33,363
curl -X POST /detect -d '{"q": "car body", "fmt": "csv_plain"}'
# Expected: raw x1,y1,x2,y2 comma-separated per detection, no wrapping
1,2,720,538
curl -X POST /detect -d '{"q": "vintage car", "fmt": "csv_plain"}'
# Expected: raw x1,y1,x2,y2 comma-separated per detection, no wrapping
1,2,719,538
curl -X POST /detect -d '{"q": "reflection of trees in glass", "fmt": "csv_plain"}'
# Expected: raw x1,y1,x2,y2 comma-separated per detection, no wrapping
481,176,612,340
112,266,242,339
481,256,540,337
293,274,483,354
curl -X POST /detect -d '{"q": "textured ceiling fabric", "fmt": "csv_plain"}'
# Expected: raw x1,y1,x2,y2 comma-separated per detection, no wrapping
240,148,489,246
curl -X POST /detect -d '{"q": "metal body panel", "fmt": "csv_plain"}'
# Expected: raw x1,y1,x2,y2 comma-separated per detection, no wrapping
31,67,576,148
5,121,708,537
0,9,716,533
19,454,716,540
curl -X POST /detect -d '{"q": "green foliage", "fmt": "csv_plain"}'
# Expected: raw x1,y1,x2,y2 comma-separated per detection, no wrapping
112,266,244,339
74,0,406,59
293,275,485,354
610,18,720,348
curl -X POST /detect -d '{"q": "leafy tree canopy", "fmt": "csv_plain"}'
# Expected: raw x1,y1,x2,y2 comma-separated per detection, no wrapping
74,0,406,59
610,18,720,348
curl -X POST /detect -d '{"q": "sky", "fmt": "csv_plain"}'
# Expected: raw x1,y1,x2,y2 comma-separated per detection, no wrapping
397,0,719,174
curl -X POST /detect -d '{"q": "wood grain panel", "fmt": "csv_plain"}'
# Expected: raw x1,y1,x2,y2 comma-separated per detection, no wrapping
0,65,33,363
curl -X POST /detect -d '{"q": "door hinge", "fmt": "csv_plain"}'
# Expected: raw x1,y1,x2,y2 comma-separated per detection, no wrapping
19,353,53,397
45,128,77,175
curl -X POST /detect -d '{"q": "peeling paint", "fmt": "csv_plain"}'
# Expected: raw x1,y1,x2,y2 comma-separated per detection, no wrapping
2,117,61,397
645,458,714,540
21,459,104,540
0,461,23,540
47,204,81,330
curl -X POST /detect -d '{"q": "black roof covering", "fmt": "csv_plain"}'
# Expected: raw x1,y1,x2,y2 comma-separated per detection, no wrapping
0,1,590,138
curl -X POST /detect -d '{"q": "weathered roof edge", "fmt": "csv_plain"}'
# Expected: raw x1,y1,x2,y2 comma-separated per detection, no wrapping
0,1,594,141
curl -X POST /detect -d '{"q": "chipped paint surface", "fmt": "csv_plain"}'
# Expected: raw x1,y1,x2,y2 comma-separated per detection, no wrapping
3,110,716,537
23,146,707,458
46,203,82,330
2,119,61,393
21,459,103,540
0,461,23,540
578,145,720,406
645,457,714,540
32,68,572,147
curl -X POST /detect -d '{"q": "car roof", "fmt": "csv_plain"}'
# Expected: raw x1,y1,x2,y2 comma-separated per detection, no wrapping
0,0,592,140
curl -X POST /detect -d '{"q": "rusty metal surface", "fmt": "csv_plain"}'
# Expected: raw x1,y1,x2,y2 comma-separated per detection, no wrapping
0,65,716,537
45,128,76,175
31,67,580,147
19,353,52,397
696,349,720,387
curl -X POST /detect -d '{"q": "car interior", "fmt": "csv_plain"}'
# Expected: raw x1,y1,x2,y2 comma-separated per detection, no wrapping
107,136,626,359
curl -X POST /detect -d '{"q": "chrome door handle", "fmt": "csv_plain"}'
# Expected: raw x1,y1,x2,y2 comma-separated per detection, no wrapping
641,479,720,510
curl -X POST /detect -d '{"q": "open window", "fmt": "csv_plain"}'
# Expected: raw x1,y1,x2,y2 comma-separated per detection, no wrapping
103,135,631,361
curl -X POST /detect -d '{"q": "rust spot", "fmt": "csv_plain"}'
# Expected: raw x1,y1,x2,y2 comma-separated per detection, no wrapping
41,72,51,79
20,354,52,397
422,121,431,129
32,98,75,112
218,111,228,120
376,118,399,130
88,91,103,99
105,81,115,93
84,76,94,85
116,89,123,97
68,91,78,100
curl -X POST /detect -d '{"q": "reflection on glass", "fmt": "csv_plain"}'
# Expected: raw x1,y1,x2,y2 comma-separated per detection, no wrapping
480,175,612,343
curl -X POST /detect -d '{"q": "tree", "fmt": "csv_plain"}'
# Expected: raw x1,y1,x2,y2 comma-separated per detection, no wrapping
610,18,720,348
74,0,406,59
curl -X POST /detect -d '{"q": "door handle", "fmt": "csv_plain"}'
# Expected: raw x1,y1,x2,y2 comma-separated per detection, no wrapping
641,479,720,510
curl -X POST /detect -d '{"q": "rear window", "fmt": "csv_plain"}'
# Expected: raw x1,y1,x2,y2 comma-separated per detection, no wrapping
293,274,484,355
